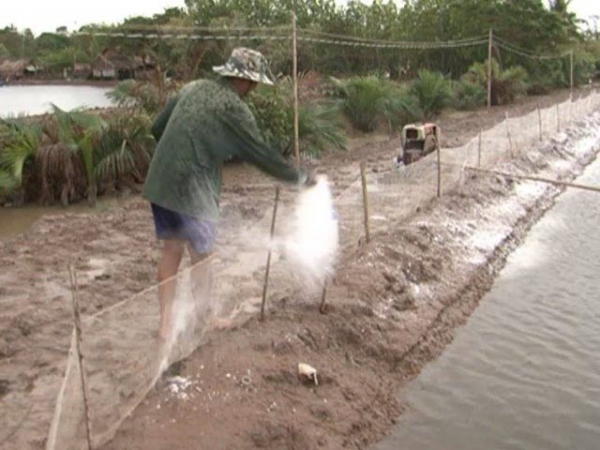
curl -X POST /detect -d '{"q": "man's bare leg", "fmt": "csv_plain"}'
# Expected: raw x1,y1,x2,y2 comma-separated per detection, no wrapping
157,240,185,341
189,249,231,330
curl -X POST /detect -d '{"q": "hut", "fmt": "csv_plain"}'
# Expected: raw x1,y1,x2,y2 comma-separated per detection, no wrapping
72,63,92,79
0,58,39,81
91,48,135,80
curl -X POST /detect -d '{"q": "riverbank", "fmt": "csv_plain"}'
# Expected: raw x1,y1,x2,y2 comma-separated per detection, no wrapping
5,78,119,88
101,114,600,450
0,90,598,449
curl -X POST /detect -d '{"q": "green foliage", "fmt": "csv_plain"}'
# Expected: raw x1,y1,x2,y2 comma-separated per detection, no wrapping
0,43,10,58
410,70,453,119
379,87,422,135
107,78,180,115
331,76,421,133
331,76,391,132
463,59,528,105
298,104,346,157
248,82,346,157
94,113,154,185
0,120,41,185
452,79,487,110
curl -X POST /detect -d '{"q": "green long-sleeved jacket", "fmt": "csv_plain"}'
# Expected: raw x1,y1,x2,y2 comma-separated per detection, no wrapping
142,78,303,220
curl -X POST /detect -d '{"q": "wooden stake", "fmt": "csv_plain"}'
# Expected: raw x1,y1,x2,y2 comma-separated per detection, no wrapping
436,138,442,198
69,266,93,450
360,162,371,244
260,187,280,321
291,12,300,168
569,93,573,123
570,50,574,91
319,283,328,314
478,129,482,168
504,112,514,157
487,29,493,109
537,104,543,141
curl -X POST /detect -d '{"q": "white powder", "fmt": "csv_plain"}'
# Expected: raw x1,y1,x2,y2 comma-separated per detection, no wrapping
281,176,339,291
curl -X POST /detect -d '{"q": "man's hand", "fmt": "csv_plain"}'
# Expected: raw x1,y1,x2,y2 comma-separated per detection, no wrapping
302,169,318,187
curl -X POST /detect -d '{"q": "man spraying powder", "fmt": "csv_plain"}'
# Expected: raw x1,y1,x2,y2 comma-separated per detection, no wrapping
143,48,314,342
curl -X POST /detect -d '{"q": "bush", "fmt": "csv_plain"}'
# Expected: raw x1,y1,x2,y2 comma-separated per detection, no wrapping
463,59,528,106
331,76,391,132
248,82,346,157
452,80,487,110
0,108,155,205
410,70,453,119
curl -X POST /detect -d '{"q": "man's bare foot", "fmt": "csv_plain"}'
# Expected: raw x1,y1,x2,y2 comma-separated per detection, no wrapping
209,316,234,331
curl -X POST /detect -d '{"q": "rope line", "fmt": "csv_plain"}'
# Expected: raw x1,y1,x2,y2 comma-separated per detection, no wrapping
299,28,488,46
494,36,570,60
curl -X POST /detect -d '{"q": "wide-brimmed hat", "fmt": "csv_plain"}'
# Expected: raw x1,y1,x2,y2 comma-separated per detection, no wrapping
213,47,274,86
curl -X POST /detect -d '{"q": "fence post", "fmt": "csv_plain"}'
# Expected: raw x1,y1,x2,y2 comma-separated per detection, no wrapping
487,28,493,109
360,162,371,244
478,129,482,168
436,139,442,197
569,93,573,123
291,13,300,168
570,50,574,91
260,186,280,321
537,103,543,141
505,112,514,157
69,266,93,450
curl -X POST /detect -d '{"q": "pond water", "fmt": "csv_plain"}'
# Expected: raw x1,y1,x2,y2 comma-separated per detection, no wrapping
376,152,600,449
0,85,113,117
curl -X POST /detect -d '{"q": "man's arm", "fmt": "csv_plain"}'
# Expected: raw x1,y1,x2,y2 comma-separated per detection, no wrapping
220,104,306,184
151,95,179,142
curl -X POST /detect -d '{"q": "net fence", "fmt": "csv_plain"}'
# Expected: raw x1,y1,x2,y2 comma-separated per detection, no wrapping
42,26,600,450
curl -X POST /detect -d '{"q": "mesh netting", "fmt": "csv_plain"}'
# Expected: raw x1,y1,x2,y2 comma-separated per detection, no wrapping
46,90,600,450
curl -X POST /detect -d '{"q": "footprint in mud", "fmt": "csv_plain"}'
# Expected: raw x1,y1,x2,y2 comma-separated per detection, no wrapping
0,379,10,398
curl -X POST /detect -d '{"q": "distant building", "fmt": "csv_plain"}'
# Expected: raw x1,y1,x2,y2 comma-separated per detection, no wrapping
72,63,92,79
0,58,39,81
91,48,135,80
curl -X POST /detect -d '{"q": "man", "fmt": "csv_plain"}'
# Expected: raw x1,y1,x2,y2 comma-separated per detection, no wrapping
143,47,313,342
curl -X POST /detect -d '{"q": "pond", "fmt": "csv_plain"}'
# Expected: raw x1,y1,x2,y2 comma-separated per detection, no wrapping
0,85,113,117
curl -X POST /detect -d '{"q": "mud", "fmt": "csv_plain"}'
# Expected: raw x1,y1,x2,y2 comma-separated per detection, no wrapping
0,88,597,449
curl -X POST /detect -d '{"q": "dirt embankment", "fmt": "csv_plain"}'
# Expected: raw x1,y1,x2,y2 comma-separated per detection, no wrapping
0,88,597,449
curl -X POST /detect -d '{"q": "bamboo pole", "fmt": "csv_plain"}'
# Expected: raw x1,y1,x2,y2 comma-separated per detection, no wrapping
478,129,482,168
569,92,573,123
360,162,371,244
537,103,543,141
319,283,328,314
291,13,300,168
504,112,514,157
487,28,493,109
68,266,93,450
260,186,280,321
464,166,600,193
570,50,574,91
436,138,442,198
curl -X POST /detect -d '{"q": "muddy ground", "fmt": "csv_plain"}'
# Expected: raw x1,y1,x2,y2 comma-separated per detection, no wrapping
0,88,596,450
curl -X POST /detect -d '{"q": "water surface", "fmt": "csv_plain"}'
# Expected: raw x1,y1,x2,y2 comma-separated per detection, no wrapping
0,85,112,117
377,153,600,450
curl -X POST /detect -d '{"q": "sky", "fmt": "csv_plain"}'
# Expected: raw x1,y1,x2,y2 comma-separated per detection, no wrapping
1,0,598,35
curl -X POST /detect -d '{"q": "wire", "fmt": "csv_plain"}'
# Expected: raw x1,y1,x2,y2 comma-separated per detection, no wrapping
73,31,290,42
297,36,488,50
494,36,570,60
299,28,488,46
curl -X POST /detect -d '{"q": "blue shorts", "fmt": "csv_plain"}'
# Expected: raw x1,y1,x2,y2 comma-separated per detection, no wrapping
150,203,217,254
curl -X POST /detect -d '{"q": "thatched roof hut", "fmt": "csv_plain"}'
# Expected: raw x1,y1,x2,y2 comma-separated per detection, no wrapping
91,49,135,80
0,59,39,80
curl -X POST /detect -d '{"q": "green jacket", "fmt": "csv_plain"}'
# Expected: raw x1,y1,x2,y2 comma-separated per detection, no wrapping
142,78,303,220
